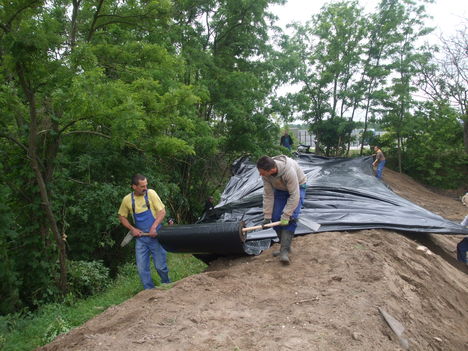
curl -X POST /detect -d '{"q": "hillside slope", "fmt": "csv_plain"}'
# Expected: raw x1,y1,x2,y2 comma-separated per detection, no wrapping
38,169,468,351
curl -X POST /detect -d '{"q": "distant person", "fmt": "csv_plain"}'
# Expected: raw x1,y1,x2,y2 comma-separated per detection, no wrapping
257,155,307,264
204,196,215,213
457,237,468,265
372,146,386,179
118,174,170,289
462,193,468,207
168,217,175,226
280,131,293,151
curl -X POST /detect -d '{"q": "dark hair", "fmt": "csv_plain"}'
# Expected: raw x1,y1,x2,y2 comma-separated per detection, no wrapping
131,174,146,185
256,156,276,171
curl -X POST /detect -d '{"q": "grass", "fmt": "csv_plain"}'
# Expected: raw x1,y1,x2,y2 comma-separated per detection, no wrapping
0,253,207,351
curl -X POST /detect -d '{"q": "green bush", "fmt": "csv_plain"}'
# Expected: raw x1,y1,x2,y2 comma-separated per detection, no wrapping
67,260,110,298
41,316,71,344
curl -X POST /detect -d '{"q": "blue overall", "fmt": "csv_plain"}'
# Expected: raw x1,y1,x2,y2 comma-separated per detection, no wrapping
376,160,386,179
272,185,306,233
132,192,170,288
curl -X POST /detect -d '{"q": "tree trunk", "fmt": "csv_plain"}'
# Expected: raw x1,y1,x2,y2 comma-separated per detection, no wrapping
359,89,373,156
70,0,81,49
397,133,402,173
17,64,68,294
464,115,468,154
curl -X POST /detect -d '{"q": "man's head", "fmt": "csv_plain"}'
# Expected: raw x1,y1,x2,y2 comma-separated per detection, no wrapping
374,145,380,152
257,156,277,177
131,174,148,196
284,130,289,135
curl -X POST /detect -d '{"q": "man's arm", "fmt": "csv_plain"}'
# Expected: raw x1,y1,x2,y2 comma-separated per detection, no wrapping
372,151,381,167
119,215,142,236
146,189,166,236
282,170,300,221
263,179,274,220
149,207,166,237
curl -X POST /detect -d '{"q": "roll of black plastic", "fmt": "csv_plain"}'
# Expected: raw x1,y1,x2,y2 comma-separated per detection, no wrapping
157,221,246,254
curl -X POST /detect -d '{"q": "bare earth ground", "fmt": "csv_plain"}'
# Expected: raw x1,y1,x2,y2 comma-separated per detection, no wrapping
38,169,468,351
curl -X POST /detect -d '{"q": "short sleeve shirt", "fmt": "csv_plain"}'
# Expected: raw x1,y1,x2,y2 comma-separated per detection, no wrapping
376,150,385,161
118,189,165,218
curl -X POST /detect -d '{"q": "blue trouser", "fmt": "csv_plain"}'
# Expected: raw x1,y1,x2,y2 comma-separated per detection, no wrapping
376,160,386,178
272,186,306,233
132,192,170,289
135,235,170,288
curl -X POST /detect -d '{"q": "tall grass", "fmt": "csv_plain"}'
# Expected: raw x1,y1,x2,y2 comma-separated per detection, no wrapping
0,253,207,351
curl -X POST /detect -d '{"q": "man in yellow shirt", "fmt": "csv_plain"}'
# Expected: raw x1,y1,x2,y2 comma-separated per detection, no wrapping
118,174,170,288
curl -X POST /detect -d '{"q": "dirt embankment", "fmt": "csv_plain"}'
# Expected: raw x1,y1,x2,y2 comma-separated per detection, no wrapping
38,169,468,351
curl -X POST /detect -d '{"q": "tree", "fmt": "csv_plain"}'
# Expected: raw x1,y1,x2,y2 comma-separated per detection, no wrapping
276,1,365,154
0,0,193,299
402,101,465,187
0,0,286,310
418,25,468,153
381,0,433,172
357,0,404,155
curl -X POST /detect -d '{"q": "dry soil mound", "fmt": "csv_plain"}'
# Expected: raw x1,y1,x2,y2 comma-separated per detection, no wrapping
38,169,468,351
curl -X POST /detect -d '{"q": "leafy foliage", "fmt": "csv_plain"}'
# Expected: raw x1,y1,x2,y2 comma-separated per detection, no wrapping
41,316,71,345
0,0,284,313
400,102,466,188
313,117,357,156
0,185,21,315
67,261,110,298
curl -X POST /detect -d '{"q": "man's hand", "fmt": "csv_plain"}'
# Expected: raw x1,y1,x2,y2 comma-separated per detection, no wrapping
262,218,271,229
131,228,143,237
148,227,158,238
279,219,289,226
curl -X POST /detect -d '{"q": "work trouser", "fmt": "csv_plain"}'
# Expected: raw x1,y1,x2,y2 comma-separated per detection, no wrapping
135,236,170,288
271,186,306,233
376,160,386,179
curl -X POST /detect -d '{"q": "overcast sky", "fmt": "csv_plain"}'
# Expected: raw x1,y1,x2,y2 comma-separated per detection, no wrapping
270,0,467,39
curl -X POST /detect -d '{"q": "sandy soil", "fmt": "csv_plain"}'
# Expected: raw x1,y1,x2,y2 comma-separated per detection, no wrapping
38,169,468,351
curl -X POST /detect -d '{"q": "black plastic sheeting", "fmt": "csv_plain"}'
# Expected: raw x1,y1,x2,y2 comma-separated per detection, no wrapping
159,154,468,256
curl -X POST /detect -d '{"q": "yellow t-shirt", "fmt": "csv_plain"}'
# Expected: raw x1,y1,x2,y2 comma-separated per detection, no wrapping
118,189,165,219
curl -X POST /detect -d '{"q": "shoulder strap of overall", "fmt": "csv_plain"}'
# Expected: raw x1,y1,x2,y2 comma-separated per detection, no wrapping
131,192,151,215
144,191,151,211
131,192,135,223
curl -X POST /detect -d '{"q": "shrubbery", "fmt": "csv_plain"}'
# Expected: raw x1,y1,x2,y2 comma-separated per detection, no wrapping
67,260,110,298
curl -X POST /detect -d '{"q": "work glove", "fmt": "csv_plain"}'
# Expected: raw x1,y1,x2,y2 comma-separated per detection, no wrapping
279,219,290,226
262,218,271,229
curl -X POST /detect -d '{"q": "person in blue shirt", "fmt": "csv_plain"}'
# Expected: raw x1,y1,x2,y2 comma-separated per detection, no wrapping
280,131,293,151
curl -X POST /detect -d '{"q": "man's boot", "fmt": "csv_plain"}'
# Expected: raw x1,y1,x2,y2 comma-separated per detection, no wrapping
279,230,294,264
272,245,293,257
272,231,294,257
